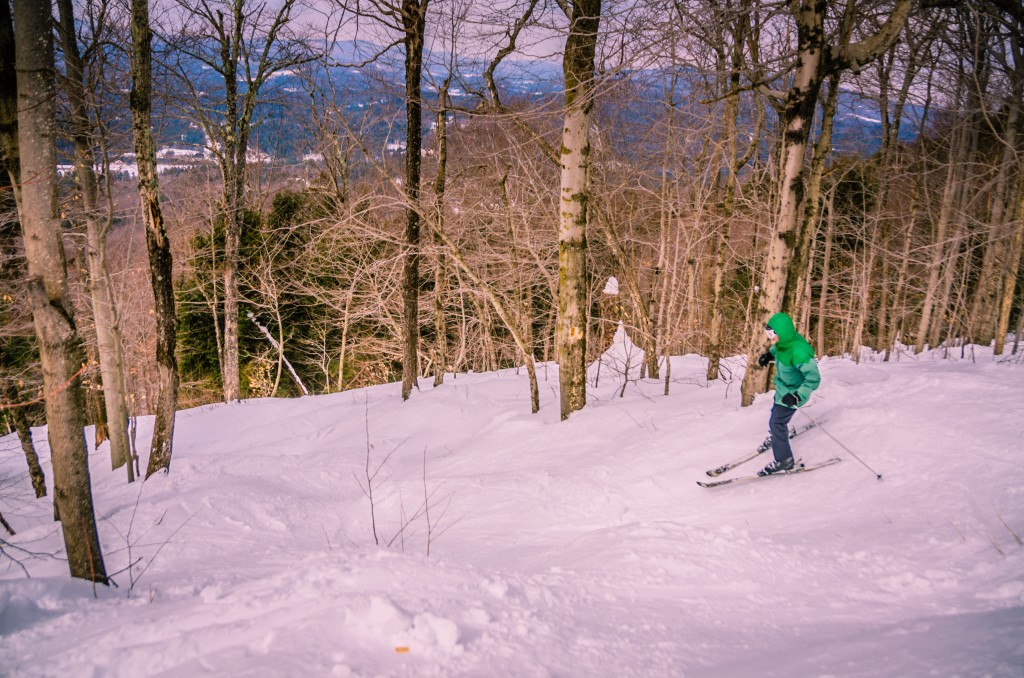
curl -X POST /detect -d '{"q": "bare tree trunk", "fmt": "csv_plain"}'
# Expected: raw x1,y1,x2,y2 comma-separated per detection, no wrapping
1014,298,1024,356
851,224,880,362
500,172,535,382
56,0,133,479
882,215,914,360
930,53,984,349
874,235,890,353
995,173,1024,355
4,384,45,497
971,35,1022,344
220,9,244,402
14,0,106,582
707,23,761,379
0,0,17,207
400,0,429,400
661,207,686,383
478,299,497,372
654,168,671,377
176,0,299,402
337,274,357,391
433,85,449,388
914,127,963,352
918,33,987,352
929,218,966,348
557,0,600,420
815,187,836,353
130,0,179,477
83,343,108,446
0,0,44,496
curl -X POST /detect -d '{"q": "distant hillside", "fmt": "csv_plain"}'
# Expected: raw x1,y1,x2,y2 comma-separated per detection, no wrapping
87,40,918,175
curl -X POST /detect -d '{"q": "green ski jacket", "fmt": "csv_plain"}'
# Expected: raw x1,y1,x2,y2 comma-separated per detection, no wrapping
767,312,821,408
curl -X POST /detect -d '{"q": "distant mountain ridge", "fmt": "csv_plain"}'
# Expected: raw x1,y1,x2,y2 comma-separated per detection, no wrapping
92,40,916,174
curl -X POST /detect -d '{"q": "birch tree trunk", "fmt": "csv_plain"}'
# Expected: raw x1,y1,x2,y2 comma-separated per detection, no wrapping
739,0,914,406
56,0,133,479
220,7,244,402
557,0,600,420
130,0,179,478
14,0,106,582
740,2,827,406
784,73,840,320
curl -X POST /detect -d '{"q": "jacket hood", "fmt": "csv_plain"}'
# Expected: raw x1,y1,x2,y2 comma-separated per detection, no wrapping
767,311,815,366
767,312,798,345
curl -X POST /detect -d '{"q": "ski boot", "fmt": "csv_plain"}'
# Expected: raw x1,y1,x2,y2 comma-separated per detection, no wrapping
758,457,796,476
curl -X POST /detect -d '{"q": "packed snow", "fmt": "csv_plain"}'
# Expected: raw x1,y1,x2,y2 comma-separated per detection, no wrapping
2,332,1023,677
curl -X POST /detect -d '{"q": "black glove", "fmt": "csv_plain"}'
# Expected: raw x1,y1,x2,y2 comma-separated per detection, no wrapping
782,392,800,407
757,352,774,367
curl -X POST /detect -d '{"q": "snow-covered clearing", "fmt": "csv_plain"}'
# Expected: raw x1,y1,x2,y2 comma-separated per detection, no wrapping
2,338,1023,677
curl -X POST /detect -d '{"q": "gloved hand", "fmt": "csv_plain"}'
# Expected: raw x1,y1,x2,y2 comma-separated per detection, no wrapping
782,392,800,407
757,351,774,367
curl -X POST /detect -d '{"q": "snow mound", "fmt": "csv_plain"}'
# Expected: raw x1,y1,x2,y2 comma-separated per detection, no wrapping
589,321,646,384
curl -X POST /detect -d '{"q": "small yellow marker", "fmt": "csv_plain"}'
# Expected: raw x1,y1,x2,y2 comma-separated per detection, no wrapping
395,647,410,653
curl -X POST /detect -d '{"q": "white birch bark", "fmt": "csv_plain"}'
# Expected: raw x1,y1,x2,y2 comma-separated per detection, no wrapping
556,0,600,420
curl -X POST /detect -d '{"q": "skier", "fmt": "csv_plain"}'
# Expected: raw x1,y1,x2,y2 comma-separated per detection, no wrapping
756,312,821,475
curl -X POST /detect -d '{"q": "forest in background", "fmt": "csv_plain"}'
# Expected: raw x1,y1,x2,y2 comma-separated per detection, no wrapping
0,0,1022,581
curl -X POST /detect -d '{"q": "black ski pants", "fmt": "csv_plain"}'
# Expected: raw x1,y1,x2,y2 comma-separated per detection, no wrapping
769,403,798,463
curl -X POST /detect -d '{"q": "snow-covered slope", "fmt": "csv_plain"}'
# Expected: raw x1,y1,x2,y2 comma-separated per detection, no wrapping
2,346,1023,677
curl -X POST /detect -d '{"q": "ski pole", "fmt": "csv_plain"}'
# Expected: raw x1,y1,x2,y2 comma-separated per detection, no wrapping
798,409,883,480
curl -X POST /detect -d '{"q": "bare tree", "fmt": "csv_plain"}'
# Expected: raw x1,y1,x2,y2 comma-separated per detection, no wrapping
0,0,44,490
56,0,134,480
915,10,987,353
131,0,180,477
432,214,542,411
672,0,764,381
398,0,430,401
0,0,16,204
3,384,46,497
13,0,106,582
740,0,916,406
324,0,430,400
969,10,1023,352
557,0,601,420
168,0,305,401
995,171,1024,354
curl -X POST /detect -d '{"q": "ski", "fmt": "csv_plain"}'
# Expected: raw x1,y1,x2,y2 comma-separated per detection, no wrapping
697,457,842,488
704,421,822,477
